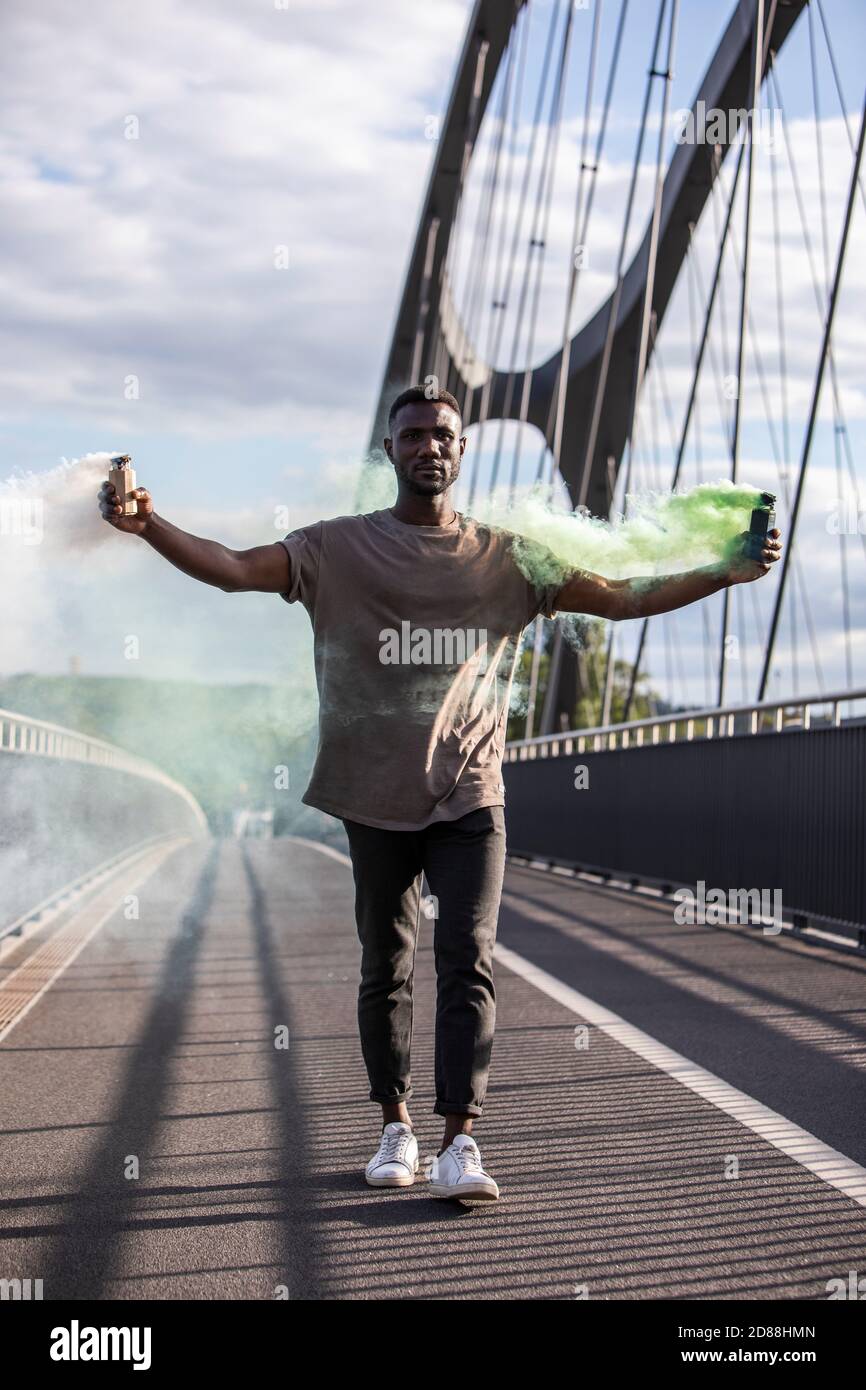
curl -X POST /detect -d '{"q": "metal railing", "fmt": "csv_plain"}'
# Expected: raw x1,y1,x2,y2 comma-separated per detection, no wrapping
0,706,208,829
0,833,188,945
504,689,866,761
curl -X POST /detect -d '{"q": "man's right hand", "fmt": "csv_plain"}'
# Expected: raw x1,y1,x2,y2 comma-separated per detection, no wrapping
98,480,154,537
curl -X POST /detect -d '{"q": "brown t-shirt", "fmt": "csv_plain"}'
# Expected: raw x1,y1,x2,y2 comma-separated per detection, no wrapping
278,507,566,831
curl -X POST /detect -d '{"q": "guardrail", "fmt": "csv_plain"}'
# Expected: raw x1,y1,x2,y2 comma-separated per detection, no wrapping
0,706,207,830
0,833,188,946
504,689,866,761
502,687,866,933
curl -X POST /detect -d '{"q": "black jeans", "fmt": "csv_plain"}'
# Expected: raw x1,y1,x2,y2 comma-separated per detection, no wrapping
341,805,507,1118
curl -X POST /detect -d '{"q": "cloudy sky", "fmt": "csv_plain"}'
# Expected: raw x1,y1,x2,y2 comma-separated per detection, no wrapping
0,0,864,712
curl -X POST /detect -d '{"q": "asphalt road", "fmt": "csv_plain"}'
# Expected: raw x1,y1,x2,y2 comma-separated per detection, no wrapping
1,834,864,1301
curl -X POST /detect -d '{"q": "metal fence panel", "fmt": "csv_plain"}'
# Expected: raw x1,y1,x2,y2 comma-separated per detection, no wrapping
503,725,866,929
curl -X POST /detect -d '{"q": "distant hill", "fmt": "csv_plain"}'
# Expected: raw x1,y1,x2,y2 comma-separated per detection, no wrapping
0,672,344,844
1,662,680,848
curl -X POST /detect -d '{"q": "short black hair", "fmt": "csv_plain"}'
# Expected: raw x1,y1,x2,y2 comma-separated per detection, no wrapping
387,384,462,433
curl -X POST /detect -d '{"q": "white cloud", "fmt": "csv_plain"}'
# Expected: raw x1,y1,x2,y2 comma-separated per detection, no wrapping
0,0,471,442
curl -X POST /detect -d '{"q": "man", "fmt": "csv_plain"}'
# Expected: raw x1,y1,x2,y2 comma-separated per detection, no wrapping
98,385,782,1204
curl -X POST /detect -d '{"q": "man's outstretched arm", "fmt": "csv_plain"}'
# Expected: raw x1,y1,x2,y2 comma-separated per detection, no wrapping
98,480,290,593
551,529,783,620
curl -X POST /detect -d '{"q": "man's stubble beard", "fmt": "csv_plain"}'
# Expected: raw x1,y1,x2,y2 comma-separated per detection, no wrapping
395,460,461,497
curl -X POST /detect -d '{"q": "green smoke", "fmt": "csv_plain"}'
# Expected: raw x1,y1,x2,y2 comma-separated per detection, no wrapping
467,478,765,589
354,461,763,586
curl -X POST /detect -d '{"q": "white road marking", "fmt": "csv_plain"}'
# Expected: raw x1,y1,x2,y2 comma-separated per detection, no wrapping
494,939,866,1209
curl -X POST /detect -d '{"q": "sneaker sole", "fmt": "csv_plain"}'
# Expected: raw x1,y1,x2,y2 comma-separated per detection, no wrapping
428,1181,499,1202
365,1159,419,1188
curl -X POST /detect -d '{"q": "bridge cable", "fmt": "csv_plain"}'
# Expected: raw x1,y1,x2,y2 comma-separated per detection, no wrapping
429,33,493,396
647,333,690,707
446,27,516,405
720,0,785,706
493,2,583,728
488,0,576,495
768,48,798,694
526,0,627,735
486,0,577,729
758,86,866,698
578,0,670,513
446,11,522,454
619,31,829,718
769,60,866,568
685,236,718,706
718,0,768,708
621,141,746,722
712,134,826,692
653,327,712,708
464,8,530,508
698,131,826,695
599,0,681,728
815,0,866,216
540,0,620,481
808,2,853,689
621,155,741,718
503,7,580,498
484,0,571,494
469,0,564,504
708,151,736,450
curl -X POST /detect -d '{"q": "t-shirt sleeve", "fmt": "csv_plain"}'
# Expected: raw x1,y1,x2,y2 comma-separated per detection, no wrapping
508,533,574,625
277,521,323,607
527,575,567,622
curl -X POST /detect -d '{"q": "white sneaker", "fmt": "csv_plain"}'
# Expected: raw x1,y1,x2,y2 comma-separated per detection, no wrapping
427,1134,500,1202
365,1121,419,1187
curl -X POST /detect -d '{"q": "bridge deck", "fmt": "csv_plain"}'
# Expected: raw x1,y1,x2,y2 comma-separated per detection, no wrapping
1,837,864,1301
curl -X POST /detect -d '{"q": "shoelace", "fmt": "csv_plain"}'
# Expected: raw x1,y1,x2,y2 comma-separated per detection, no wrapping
419,1144,484,1182
377,1131,411,1164
454,1144,484,1175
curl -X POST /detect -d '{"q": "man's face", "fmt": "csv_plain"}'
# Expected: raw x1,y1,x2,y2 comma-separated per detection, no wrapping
384,401,466,496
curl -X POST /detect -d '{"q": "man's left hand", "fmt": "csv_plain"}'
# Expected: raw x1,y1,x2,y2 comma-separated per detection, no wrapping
726,527,783,584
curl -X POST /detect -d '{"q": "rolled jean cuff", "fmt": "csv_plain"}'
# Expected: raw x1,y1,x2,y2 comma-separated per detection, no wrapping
434,1100,483,1118
370,1087,413,1104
